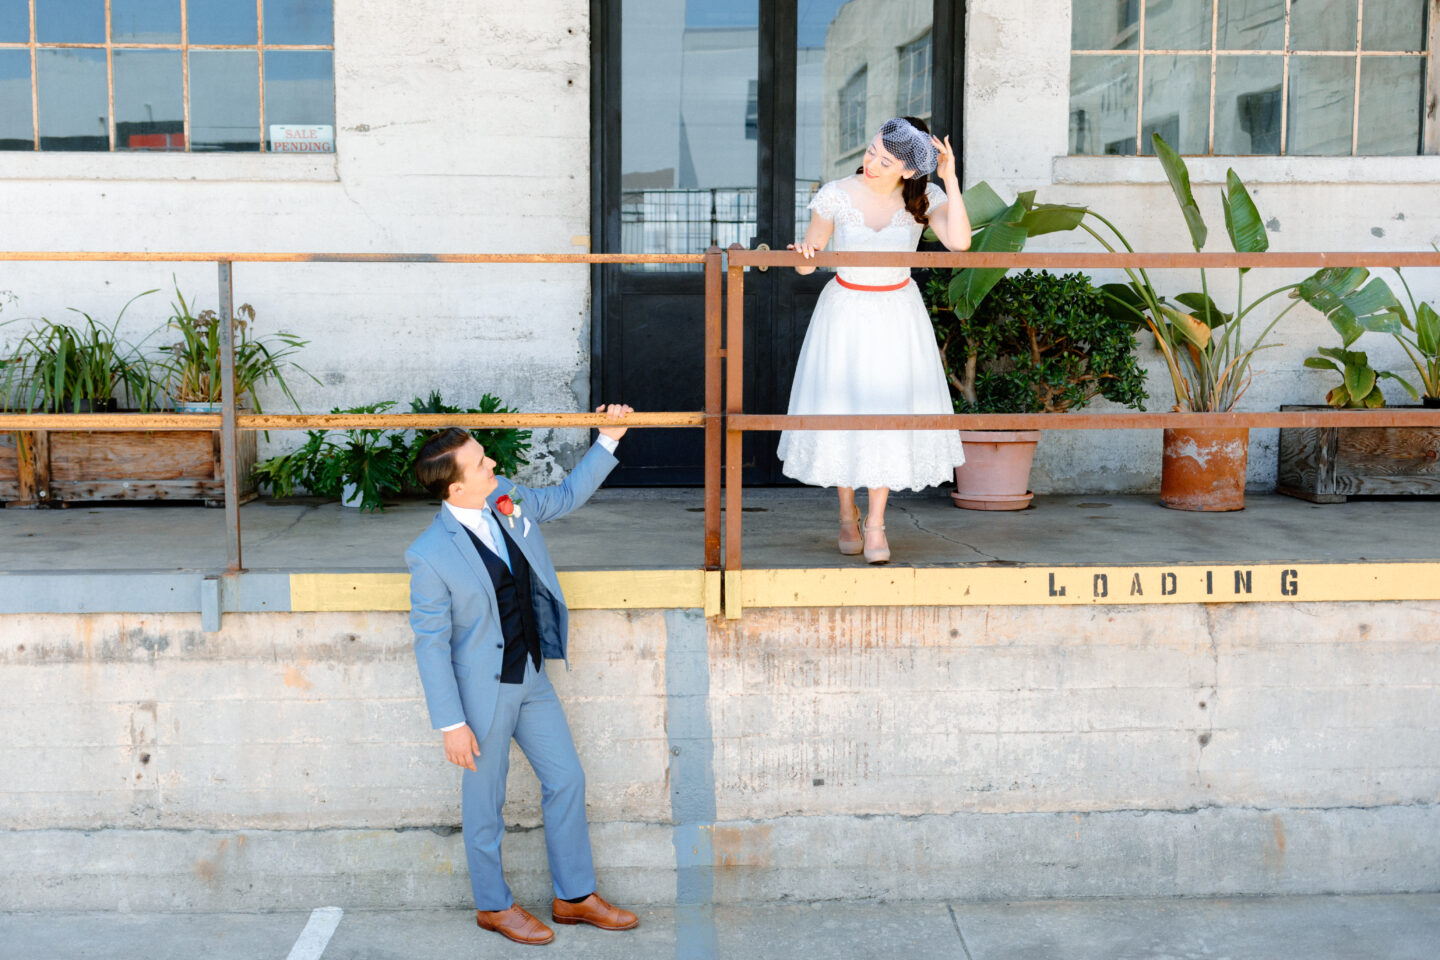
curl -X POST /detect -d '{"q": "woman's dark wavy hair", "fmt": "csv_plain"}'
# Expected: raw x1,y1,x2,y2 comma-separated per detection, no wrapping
855,115,934,227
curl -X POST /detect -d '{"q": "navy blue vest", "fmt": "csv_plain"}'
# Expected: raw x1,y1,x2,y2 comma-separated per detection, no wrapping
464,521,542,683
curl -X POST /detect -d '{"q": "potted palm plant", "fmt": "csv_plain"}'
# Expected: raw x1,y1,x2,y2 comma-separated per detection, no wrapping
924,181,1105,508
156,284,314,413
1088,133,1381,511
927,269,1147,509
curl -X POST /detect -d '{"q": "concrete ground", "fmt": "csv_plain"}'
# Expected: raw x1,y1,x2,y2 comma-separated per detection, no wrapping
3,489,1439,573
3,895,1438,959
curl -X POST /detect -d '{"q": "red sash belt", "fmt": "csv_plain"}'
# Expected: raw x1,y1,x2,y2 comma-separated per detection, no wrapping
835,276,911,292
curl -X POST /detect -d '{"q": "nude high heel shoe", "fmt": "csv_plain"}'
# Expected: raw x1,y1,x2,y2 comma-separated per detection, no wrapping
863,520,889,564
838,508,863,555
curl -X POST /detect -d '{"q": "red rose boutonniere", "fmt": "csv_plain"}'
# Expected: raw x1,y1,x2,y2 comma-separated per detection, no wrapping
494,493,523,529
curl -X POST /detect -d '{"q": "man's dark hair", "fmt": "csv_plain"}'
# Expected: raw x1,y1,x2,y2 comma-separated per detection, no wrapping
415,427,473,499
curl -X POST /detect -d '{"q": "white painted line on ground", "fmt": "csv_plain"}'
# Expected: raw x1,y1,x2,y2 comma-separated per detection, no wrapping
285,907,344,960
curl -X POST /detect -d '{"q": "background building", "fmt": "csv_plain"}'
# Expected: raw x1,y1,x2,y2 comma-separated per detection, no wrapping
1,0,1436,491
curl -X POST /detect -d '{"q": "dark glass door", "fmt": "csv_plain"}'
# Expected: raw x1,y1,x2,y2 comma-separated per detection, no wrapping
593,0,961,485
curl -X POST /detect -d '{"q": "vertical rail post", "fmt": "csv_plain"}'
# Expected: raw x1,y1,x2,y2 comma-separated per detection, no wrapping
724,245,745,619
217,261,244,573
703,246,723,573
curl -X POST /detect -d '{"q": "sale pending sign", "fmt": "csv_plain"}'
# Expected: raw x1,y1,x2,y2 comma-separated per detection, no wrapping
269,125,335,153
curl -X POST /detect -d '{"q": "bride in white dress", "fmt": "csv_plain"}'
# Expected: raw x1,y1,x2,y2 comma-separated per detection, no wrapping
778,116,971,564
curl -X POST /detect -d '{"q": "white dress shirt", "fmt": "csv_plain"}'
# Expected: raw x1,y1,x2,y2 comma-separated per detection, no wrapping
438,434,618,733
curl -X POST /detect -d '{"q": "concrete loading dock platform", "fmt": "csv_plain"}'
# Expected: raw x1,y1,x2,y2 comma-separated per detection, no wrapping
2,489,1438,919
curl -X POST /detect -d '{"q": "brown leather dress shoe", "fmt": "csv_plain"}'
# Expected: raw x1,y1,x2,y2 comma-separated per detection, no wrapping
476,904,554,945
551,892,639,930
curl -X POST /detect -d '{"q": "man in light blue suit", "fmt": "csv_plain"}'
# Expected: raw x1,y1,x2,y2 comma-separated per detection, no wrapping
406,405,639,946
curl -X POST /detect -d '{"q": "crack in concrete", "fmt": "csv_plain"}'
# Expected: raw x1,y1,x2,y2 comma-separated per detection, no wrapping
891,503,1003,563
1196,607,1222,784
335,168,394,243
947,902,976,960
246,504,319,549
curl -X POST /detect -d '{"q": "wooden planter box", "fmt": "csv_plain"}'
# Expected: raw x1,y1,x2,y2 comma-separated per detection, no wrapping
1276,403,1440,503
0,419,256,508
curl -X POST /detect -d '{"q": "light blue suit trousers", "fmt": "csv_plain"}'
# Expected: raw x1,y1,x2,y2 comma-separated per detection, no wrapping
464,658,595,910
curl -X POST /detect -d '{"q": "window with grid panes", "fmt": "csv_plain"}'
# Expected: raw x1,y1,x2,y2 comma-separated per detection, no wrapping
838,65,867,153
897,29,931,119
1069,0,1432,156
0,0,334,153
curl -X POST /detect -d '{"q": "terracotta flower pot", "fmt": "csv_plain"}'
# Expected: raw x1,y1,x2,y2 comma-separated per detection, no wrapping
951,430,1041,510
1160,426,1249,511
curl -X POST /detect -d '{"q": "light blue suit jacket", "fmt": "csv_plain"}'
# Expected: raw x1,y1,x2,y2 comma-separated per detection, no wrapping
405,442,618,740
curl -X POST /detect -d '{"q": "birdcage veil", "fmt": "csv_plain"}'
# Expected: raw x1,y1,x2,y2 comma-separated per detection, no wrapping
878,117,937,178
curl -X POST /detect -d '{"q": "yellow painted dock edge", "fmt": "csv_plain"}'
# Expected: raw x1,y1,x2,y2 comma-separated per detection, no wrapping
290,570,719,613
292,563,1440,614
740,563,1440,608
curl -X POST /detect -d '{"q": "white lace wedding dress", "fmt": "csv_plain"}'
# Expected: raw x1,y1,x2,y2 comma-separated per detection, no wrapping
776,176,966,490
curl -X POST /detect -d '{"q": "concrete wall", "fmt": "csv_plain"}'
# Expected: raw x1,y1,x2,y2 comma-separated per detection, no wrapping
3,601,1437,910
0,1,594,483
965,0,1440,493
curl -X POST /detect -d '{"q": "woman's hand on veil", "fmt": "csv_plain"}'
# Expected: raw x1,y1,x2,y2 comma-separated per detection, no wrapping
931,135,957,185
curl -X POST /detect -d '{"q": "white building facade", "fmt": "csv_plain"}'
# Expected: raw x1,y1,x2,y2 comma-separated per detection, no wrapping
1,0,1436,491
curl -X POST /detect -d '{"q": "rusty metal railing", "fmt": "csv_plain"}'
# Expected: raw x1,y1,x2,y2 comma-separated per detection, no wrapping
0,251,724,574
6,246,1440,618
720,245,1440,616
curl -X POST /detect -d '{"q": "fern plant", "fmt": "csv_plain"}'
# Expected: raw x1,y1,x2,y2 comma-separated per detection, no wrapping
253,394,535,512
408,391,533,478
252,402,410,513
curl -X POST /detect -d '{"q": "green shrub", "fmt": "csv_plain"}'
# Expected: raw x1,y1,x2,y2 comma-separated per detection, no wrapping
927,269,1147,414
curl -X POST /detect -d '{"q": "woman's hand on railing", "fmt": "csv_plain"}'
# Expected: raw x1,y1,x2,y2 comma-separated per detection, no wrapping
787,241,818,276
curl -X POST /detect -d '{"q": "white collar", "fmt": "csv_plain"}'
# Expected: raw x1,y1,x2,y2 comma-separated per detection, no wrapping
443,500,493,529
